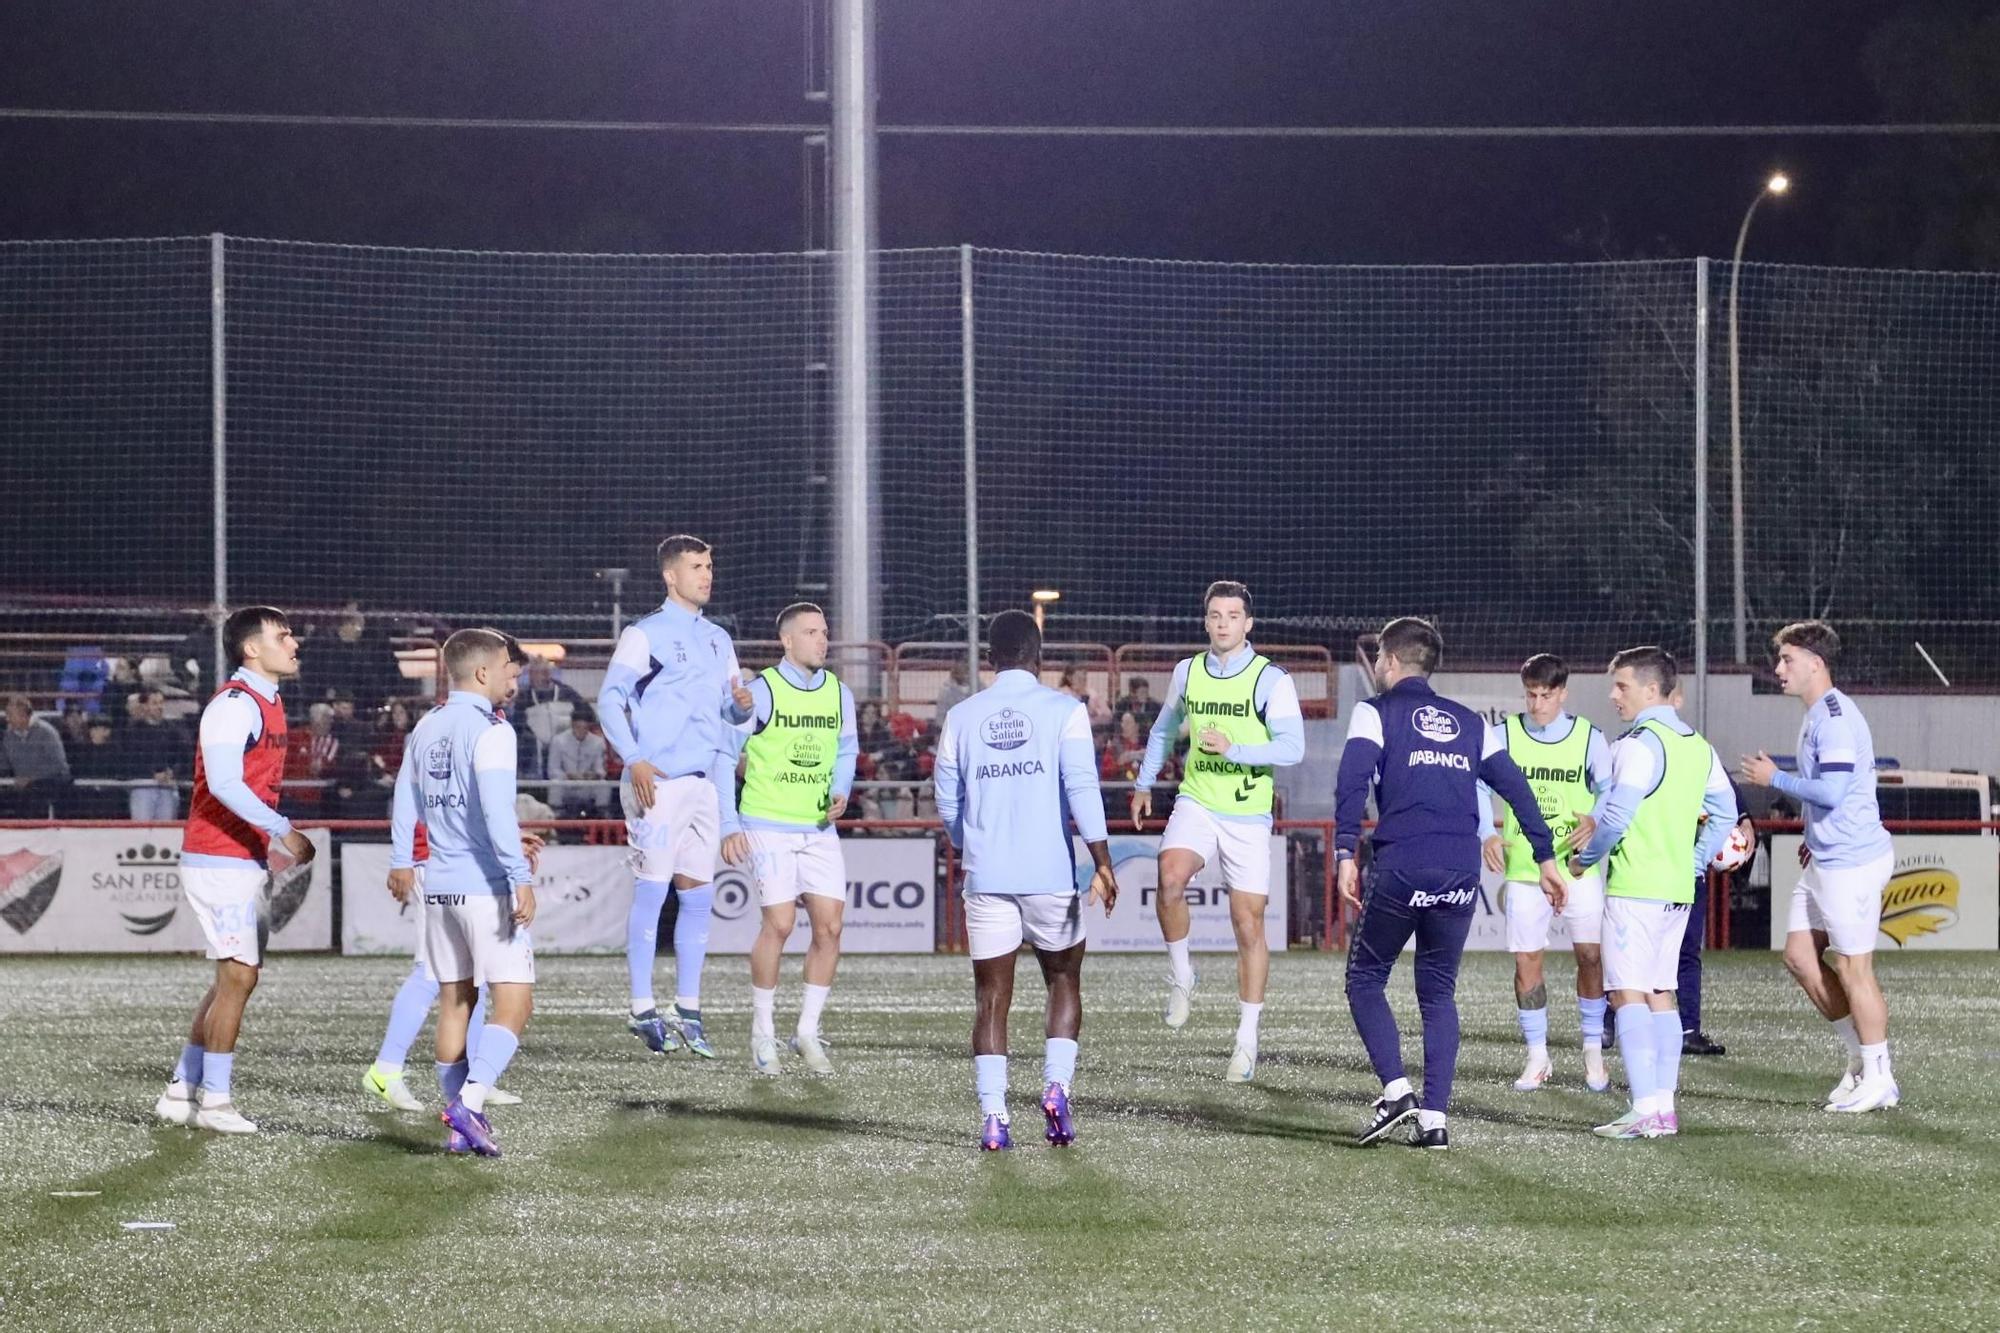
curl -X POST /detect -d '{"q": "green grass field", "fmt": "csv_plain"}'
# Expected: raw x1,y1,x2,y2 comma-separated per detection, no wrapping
2,950,1996,1331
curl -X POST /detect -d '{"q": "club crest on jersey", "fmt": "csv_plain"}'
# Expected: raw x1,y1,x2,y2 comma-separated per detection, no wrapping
1412,705,1460,743
425,740,453,780
981,708,1033,751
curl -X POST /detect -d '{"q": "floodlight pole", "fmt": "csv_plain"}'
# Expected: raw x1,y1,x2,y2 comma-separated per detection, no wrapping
831,0,880,652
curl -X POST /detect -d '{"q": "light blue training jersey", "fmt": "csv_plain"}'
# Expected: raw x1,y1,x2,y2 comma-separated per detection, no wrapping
597,598,750,821
1774,688,1893,868
390,691,534,894
933,669,1108,897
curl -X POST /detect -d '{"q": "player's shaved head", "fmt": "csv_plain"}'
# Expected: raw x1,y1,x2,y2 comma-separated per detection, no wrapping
443,627,509,684
657,534,711,571
1379,617,1443,676
989,609,1041,674
777,601,823,634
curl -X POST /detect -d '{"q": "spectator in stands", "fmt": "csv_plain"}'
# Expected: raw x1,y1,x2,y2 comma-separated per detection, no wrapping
858,700,893,760
304,601,398,711
1060,664,1113,730
101,656,143,723
516,654,584,780
287,702,343,813
67,715,124,818
117,689,189,822
58,708,93,760
547,704,608,818
1,695,73,819
1100,710,1150,781
368,699,415,792
934,658,973,723
1117,677,1162,731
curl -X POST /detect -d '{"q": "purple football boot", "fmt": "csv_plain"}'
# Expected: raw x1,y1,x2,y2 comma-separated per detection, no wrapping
1041,1082,1075,1147
441,1099,501,1158
445,1127,473,1155
980,1114,1012,1152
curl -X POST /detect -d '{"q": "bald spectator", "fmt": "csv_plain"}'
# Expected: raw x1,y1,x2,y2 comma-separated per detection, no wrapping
2,696,73,818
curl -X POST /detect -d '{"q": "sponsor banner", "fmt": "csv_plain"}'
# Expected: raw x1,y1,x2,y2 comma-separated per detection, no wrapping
0,827,332,953
707,838,936,955
341,843,632,956
341,837,937,955
1067,834,1287,952
1770,835,1999,951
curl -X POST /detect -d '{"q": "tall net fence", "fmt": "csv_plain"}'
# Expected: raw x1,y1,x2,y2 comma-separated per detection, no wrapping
3,237,1999,702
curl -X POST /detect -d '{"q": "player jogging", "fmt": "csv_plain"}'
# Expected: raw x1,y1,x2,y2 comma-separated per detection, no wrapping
1481,654,1613,1093
598,535,753,1059
1738,620,1899,1112
1129,580,1304,1083
935,610,1118,1151
723,602,857,1077
154,606,316,1135
1336,618,1566,1151
363,633,539,1112
388,629,537,1158
1569,647,1735,1141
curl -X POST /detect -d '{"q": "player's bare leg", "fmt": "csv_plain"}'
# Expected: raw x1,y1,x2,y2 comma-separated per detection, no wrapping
1573,942,1610,1090
1225,888,1267,1082
749,901,795,1075
1512,949,1552,1090
1826,950,1897,1111
790,893,844,1073
1157,847,1203,1027
187,958,261,1134
973,951,1018,1149
1035,941,1084,1144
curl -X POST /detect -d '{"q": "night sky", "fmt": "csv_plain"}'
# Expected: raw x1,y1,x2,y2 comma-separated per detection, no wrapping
1,3,1977,266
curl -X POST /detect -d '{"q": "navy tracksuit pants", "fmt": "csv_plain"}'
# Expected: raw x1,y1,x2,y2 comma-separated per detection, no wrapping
1677,871,1709,1031
1343,867,1479,1113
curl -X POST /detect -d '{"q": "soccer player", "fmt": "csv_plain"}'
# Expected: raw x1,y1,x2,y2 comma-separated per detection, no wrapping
1128,580,1304,1083
723,602,857,1077
1480,654,1612,1093
935,610,1118,1151
1738,620,1898,1112
598,535,753,1059
155,606,316,1135
388,629,537,1157
364,632,538,1111
1336,618,1566,1151
1569,647,1735,1140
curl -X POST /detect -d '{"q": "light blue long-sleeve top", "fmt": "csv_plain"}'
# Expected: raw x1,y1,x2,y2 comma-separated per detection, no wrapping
1132,642,1306,823
1573,704,1737,876
1770,688,1892,868
933,669,1108,896
181,666,293,870
729,658,859,835
390,690,533,893
597,598,752,824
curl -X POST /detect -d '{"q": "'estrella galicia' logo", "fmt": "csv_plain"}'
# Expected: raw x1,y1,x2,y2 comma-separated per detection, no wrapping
425,740,453,781
1412,705,1460,744
981,708,1033,751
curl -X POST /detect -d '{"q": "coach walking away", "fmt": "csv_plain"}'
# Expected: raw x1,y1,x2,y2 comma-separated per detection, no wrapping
1335,619,1569,1151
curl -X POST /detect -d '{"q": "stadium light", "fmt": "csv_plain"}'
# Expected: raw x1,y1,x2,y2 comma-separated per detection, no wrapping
1727,170,1793,663
1031,588,1062,631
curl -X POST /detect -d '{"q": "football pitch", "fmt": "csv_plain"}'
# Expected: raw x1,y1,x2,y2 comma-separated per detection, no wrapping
2,950,1996,1332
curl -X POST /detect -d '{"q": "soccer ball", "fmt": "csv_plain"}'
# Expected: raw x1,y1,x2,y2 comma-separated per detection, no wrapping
1712,822,1754,872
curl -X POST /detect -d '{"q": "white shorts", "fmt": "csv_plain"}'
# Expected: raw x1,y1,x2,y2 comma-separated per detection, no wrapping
420,890,536,987
963,891,1085,961
1789,849,1893,956
1602,897,1691,994
622,774,720,884
1160,799,1272,895
1503,871,1605,952
747,827,846,907
182,863,270,966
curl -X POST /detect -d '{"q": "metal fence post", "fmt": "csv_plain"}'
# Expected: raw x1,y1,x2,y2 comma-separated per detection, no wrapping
210,232,228,681
960,243,979,685
1692,256,1711,732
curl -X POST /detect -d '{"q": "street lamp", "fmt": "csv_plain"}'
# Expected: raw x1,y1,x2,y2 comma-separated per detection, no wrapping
1031,588,1062,633
1728,172,1790,663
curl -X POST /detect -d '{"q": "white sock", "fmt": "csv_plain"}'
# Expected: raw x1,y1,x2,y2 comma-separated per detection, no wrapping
797,982,831,1038
1416,1109,1446,1131
1832,1015,1863,1069
631,997,656,1018
375,1062,404,1077
674,993,701,1014
1166,938,1194,987
1582,1037,1602,1053
751,985,777,1039
1382,1077,1413,1101
1860,1040,1891,1080
1528,1042,1549,1063
461,1082,490,1114
1235,1001,1263,1050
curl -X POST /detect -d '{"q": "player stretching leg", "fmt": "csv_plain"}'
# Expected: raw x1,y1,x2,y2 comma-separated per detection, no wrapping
1739,621,1899,1112
388,630,538,1157
1129,581,1304,1083
724,603,858,1077
366,634,537,1111
1570,648,1735,1140
156,607,315,1135
1337,619,1565,1151
935,611,1118,1151
1481,654,1612,1093
598,536,753,1060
